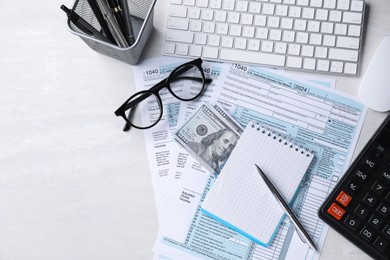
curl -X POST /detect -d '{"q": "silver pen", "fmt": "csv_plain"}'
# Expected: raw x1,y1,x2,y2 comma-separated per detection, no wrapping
118,0,136,46
95,0,129,48
255,164,318,251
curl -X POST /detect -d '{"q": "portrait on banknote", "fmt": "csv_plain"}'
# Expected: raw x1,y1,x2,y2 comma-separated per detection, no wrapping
175,103,242,174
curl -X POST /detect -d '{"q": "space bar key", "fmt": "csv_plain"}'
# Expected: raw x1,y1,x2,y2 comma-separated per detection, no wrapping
220,49,285,67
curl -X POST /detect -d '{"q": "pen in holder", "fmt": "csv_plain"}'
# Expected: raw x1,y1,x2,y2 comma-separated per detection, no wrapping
65,0,157,65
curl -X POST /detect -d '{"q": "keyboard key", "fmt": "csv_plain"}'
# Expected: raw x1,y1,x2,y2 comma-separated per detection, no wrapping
221,36,233,48
376,203,389,218
169,5,188,17
236,1,248,12
222,0,234,10
167,17,189,30
214,10,226,21
329,10,342,22
261,41,274,52
372,181,386,196
183,0,195,6
383,224,390,239
336,191,353,207
351,1,364,12
373,236,389,252
302,45,314,56
163,42,176,54
203,47,219,58
303,58,316,70
286,56,303,68
189,45,202,56
354,169,369,182
262,4,275,15
317,60,330,71
327,202,346,220
359,226,375,242
275,42,287,53
323,0,336,8
346,179,360,194
362,157,377,171
166,30,194,43
209,0,222,9
176,44,189,55
337,0,350,10
249,2,261,13
343,215,361,231
197,0,209,8
354,204,370,219
362,193,378,208
328,48,358,62
220,49,286,66
368,214,384,230
343,12,363,24
248,39,260,51
379,169,390,184
336,36,360,49
330,61,343,73
344,63,357,74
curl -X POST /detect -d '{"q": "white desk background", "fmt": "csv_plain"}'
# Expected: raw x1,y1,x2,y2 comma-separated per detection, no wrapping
1,0,389,259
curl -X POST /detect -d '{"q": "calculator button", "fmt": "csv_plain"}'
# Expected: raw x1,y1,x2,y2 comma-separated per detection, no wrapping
379,169,390,184
386,191,390,203
376,203,389,218
336,191,353,207
362,192,378,207
368,214,384,230
354,204,370,219
354,169,369,182
346,179,361,194
383,224,390,239
327,202,346,220
362,157,377,171
359,226,375,242
373,236,389,252
371,181,386,196
343,215,361,231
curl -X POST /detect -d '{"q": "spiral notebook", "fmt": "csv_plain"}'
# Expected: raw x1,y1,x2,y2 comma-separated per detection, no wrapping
201,122,314,247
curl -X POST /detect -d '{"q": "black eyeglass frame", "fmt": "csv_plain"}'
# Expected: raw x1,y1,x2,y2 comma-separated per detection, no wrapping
115,58,212,131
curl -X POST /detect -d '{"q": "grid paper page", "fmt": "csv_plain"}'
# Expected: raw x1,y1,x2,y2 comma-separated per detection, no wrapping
202,123,314,246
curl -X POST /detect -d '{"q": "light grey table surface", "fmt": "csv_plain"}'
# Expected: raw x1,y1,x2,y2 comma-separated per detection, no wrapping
1,0,389,259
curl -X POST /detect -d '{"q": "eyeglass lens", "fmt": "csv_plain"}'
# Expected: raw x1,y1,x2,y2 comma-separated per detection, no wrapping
126,92,161,129
127,64,205,129
169,64,205,100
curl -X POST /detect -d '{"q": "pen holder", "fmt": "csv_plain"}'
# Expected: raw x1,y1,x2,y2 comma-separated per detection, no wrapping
66,0,157,65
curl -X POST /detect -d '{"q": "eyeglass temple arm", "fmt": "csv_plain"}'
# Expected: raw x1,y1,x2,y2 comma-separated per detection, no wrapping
123,106,135,131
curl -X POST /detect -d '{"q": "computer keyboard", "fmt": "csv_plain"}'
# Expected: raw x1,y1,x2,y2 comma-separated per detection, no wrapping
162,0,366,76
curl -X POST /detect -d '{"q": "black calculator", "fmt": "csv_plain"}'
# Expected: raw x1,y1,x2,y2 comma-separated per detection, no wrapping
319,115,390,260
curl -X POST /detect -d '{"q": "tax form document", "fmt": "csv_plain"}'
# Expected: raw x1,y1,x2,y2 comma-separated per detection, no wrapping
155,64,367,260
132,57,227,222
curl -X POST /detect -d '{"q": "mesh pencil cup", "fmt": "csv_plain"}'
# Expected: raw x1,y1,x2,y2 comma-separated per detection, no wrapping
66,0,157,65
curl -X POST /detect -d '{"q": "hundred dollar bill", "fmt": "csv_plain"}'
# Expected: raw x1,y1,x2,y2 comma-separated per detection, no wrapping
175,103,243,174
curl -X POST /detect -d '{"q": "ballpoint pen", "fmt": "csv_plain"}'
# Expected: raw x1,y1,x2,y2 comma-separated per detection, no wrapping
86,0,116,44
255,164,318,251
106,0,126,34
118,0,136,46
95,0,129,48
60,5,109,43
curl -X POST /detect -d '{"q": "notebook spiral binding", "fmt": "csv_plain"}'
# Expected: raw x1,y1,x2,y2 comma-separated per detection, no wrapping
250,122,313,158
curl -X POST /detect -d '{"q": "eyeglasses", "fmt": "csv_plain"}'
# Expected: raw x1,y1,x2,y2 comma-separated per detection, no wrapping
115,58,212,131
